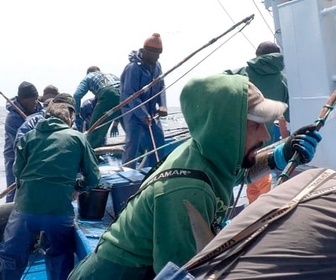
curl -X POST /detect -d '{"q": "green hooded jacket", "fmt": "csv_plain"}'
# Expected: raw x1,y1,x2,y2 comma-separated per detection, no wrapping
96,74,248,274
225,53,289,146
13,116,100,216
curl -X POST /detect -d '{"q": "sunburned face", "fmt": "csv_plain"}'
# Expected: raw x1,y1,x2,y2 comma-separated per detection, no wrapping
242,120,270,168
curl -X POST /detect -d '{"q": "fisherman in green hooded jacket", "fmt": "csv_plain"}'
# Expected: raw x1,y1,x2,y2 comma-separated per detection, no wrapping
224,41,290,205
68,74,321,280
0,102,100,280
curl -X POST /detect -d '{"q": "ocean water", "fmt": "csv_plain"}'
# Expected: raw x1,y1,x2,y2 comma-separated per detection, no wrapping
0,106,186,198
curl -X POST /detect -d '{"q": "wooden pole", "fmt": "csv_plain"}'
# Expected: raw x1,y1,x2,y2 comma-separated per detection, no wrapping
0,91,27,119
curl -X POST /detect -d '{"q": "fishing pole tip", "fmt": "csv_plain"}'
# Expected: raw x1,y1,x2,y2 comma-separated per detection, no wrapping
246,14,255,23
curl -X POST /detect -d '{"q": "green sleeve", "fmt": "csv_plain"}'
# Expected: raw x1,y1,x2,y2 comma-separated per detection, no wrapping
80,140,101,190
152,185,216,273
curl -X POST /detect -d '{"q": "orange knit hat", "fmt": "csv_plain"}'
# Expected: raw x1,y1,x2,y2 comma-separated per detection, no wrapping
143,33,163,54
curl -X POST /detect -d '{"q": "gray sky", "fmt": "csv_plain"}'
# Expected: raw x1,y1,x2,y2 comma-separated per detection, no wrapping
0,0,275,107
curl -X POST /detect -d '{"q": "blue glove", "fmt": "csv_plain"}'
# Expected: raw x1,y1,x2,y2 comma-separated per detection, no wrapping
273,124,322,170
75,116,83,132
110,126,119,137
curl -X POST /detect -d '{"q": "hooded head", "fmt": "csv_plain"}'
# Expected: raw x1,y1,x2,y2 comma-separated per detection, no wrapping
180,74,286,178
255,41,280,56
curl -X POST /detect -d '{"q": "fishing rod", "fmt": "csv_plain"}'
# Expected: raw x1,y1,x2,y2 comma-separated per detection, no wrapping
0,135,190,198
91,16,252,133
0,91,28,200
147,122,160,163
87,14,255,135
275,89,336,186
104,129,190,147
0,142,148,199
0,182,16,199
0,91,27,119
122,134,190,169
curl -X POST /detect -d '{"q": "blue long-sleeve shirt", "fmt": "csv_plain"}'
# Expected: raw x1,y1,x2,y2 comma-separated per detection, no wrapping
4,98,43,187
73,72,120,113
15,110,46,147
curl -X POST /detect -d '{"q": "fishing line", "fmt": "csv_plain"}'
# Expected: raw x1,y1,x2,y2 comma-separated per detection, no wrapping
121,134,190,169
87,15,254,135
251,0,275,37
217,0,256,49
92,22,251,132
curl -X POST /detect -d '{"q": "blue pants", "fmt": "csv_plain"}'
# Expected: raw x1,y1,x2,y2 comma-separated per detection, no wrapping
0,210,75,280
122,114,165,169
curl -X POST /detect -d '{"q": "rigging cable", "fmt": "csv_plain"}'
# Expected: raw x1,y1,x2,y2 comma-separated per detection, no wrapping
93,24,250,132
90,17,253,132
216,0,256,50
251,0,275,38
86,14,254,135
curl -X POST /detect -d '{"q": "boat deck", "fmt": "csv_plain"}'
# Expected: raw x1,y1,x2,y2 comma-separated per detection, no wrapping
22,198,114,279
22,163,314,279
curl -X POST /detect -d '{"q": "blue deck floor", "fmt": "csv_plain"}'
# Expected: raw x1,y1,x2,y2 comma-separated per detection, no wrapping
22,253,47,279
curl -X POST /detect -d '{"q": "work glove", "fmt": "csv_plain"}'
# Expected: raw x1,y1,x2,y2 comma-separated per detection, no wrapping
145,116,152,125
75,116,83,132
272,124,322,170
74,179,86,192
110,126,119,137
157,106,168,117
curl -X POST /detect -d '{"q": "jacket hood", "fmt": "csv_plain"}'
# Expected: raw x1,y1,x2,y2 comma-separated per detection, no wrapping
35,116,70,133
180,74,248,179
128,49,142,63
247,53,284,75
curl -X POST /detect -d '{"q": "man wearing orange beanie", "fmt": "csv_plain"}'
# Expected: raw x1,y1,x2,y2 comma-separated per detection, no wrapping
119,33,168,169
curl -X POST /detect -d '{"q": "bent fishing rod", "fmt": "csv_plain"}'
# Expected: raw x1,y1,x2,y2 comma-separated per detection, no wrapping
0,91,27,119
92,18,252,133
275,89,336,186
122,134,191,169
0,142,148,199
103,128,190,148
0,91,28,199
87,14,255,135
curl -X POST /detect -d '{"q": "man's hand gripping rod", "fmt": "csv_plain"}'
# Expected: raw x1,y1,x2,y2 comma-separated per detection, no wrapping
276,90,336,186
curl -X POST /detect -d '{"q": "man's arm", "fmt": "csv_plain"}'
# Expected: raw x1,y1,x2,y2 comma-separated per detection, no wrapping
73,77,91,114
248,124,322,183
15,114,45,147
80,140,101,191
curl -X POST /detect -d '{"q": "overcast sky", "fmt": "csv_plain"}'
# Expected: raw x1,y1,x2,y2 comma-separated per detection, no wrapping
0,0,275,107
